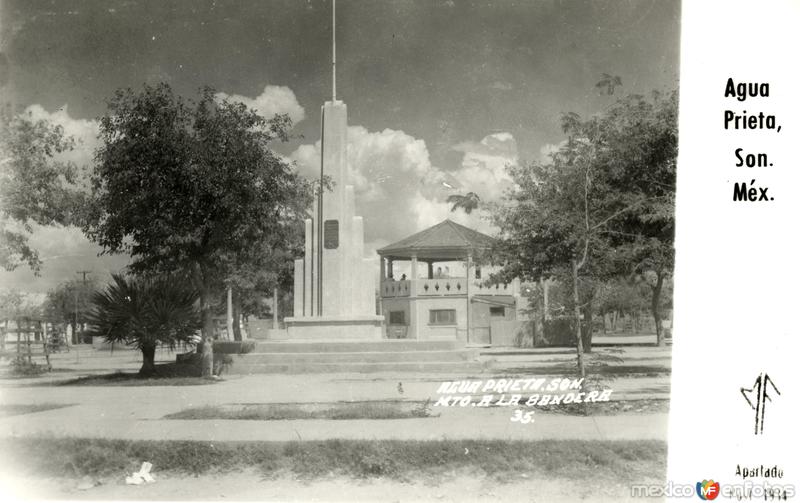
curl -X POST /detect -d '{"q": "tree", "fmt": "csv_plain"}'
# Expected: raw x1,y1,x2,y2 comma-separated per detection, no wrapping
595,74,623,96
447,192,481,214
85,83,313,376
0,113,86,273
0,289,43,320
43,278,99,344
86,274,200,376
596,91,677,345
491,158,610,377
221,222,304,340
491,90,677,376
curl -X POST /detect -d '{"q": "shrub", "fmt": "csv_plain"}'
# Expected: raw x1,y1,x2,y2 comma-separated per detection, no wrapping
540,317,591,347
85,274,201,376
212,340,256,355
9,356,48,376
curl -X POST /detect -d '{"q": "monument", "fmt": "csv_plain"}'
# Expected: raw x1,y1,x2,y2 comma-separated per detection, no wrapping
284,0,384,340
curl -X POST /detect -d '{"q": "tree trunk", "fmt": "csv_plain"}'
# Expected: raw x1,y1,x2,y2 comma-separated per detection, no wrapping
651,271,665,346
571,259,586,379
232,289,242,342
583,295,594,354
140,344,156,376
70,320,78,345
542,277,549,321
198,269,216,378
533,277,546,347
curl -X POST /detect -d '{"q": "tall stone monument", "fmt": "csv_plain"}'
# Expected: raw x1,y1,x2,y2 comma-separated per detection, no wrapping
284,0,384,340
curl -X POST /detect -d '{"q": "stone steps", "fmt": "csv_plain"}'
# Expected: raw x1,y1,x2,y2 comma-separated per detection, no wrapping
225,339,479,374
228,360,485,375
252,340,461,353
234,349,475,364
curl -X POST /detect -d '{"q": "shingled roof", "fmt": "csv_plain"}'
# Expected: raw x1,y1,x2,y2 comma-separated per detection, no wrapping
377,219,495,260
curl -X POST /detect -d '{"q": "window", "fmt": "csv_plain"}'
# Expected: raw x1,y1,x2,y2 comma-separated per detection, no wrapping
389,311,405,325
323,220,339,249
429,309,456,325
490,306,505,317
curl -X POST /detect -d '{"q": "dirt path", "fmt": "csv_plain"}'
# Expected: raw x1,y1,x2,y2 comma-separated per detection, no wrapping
2,471,660,502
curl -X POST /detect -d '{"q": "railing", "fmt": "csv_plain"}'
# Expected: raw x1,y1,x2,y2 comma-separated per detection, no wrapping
473,278,519,296
381,280,411,298
417,278,466,296
380,277,519,297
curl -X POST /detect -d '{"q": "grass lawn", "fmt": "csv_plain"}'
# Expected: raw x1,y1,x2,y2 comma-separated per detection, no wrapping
56,363,218,386
0,403,73,417
164,401,435,421
163,399,668,421
0,437,667,483
536,398,670,415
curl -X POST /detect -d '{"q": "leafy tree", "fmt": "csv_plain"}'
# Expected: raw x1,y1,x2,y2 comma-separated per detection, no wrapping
220,210,305,340
447,192,481,214
0,113,86,273
491,151,612,376
0,289,43,320
84,83,313,376
596,91,677,345
86,274,200,376
43,278,99,344
491,90,677,375
595,73,623,96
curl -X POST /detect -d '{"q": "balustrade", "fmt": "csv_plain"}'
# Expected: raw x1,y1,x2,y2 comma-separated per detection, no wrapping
380,277,519,297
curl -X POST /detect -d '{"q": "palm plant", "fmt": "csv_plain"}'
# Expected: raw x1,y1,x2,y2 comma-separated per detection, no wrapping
86,273,200,376
595,73,623,96
446,192,481,214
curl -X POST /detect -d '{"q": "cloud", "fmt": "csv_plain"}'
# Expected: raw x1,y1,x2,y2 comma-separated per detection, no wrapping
0,224,130,293
450,132,518,200
290,127,518,249
538,141,566,163
216,85,305,124
22,104,100,173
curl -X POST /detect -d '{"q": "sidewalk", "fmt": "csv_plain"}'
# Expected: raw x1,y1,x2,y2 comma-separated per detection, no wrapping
0,368,670,443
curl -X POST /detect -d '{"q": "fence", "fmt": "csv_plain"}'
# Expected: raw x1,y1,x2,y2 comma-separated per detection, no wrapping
1,318,52,370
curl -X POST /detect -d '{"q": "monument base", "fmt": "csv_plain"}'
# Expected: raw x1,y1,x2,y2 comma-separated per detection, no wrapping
284,315,385,340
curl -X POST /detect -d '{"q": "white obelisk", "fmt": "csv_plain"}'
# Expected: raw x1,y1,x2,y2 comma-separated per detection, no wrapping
287,0,383,339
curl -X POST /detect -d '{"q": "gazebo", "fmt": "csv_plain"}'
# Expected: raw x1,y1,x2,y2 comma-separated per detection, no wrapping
377,219,521,345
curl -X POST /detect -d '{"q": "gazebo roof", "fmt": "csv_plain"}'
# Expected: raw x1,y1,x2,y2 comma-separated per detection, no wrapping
377,219,495,260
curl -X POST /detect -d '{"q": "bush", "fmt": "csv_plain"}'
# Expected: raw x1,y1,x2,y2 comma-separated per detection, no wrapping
540,318,591,347
175,351,236,377
9,356,48,376
86,273,201,376
213,340,256,355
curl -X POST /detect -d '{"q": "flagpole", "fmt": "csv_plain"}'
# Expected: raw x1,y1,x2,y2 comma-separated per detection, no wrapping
332,0,336,101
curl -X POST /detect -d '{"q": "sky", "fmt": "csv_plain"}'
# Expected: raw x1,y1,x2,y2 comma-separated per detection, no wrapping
0,0,680,293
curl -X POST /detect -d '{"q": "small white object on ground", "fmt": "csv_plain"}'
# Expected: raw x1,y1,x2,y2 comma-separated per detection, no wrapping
125,462,156,485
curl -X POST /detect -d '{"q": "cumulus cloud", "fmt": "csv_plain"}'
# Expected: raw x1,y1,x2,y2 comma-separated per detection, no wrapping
216,85,305,124
290,126,518,250
451,132,518,201
23,104,100,173
291,126,438,243
0,224,130,293
538,140,567,163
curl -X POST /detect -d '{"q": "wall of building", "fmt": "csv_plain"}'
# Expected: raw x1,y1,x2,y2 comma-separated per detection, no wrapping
381,292,524,345
414,296,467,342
382,298,411,339
471,298,517,329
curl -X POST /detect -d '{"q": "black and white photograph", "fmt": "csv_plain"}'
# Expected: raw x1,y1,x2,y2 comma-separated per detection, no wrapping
3,0,790,501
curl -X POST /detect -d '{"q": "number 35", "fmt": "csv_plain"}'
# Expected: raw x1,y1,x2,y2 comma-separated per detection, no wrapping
510,409,534,424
